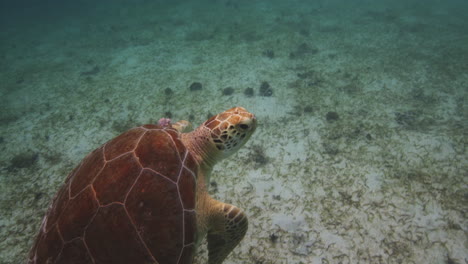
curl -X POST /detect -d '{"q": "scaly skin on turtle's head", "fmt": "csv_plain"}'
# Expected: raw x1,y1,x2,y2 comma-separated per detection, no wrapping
182,107,256,167
204,107,256,155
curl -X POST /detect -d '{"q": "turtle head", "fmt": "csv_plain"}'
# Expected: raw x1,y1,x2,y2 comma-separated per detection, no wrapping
182,107,256,167
202,107,256,159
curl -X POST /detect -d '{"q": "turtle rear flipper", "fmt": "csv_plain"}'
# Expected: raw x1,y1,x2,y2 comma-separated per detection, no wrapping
207,200,248,264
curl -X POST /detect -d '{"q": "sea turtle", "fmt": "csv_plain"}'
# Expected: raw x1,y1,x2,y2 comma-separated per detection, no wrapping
28,107,256,264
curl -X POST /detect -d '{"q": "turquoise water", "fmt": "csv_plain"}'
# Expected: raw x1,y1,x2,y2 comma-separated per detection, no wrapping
0,0,467,263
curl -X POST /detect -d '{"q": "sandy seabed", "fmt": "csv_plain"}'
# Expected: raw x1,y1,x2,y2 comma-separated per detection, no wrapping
0,0,466,263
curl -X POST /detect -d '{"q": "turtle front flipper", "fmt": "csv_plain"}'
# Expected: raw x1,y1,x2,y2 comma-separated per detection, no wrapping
207,200,248,264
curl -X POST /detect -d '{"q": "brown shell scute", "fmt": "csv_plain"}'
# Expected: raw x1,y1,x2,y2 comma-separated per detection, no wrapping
56,239,92,263
70,147,105,197
183,210,197,244
104,127,146,160
135,129,185,182
85,204,155,264
57,239,92,263
43,183,69,233
126,169,184,263
179,242,196,264
59,186,99,241
33,226,62,263
29,126,198,264
178,169,196,210
93,153,141,205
